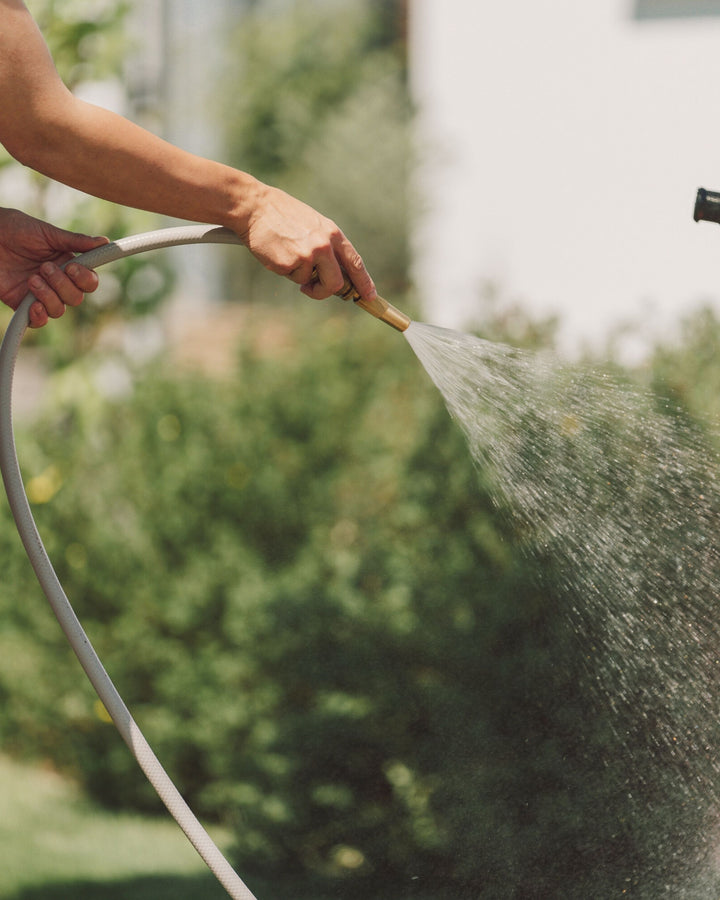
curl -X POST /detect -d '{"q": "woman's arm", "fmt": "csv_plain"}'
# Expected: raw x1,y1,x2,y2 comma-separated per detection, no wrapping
0,0,376,302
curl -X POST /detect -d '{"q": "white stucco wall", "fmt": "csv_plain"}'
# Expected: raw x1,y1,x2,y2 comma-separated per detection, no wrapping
410,0,720,355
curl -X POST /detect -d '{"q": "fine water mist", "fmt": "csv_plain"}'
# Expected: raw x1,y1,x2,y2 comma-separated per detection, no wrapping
405,320,720,897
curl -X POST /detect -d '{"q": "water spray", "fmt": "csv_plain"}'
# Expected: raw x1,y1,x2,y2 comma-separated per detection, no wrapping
0,224,410,900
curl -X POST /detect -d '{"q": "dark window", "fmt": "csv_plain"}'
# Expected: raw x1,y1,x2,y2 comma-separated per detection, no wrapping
634,0,720,18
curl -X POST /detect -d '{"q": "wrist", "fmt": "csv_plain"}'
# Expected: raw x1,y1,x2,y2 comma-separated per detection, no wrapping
222,170,269,240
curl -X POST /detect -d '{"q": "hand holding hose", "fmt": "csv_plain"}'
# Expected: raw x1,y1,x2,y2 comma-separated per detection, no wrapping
237,186,409,329
236,182,377,303
0,208,107,329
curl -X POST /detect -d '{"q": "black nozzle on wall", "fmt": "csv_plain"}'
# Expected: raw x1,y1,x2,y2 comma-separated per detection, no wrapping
694,187,720,224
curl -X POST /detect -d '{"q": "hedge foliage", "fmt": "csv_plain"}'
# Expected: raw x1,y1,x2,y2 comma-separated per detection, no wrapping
3,303,720,897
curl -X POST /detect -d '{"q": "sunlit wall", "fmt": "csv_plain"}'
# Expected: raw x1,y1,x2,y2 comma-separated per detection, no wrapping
410,0,720,356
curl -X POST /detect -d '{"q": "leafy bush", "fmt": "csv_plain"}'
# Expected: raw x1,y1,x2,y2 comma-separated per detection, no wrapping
5,303,720,897
0,304,541,893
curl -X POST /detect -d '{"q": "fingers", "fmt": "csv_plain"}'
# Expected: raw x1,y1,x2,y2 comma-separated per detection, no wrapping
28,300,49,329
239,184,376,303
297,234,377,304
65,261,100,295
27,260,100,328
286,260,322,289
334,235,376,303
295,255,345,300
44,228,109,256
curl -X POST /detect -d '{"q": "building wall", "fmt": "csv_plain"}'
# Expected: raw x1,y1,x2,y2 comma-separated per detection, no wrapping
410,0,720,356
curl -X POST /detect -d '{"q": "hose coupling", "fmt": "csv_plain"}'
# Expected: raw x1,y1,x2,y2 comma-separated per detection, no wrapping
694,187,720,224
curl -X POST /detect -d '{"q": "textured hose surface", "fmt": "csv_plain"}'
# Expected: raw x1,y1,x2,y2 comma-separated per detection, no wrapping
0,226,257,900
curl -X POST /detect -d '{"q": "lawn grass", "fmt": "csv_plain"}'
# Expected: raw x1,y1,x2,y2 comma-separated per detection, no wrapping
0,755,440,900
0,754,240,899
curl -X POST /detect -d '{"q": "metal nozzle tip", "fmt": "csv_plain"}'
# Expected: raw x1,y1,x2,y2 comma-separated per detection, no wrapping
331,275,411,331
355,295,411,332
694,187,720,224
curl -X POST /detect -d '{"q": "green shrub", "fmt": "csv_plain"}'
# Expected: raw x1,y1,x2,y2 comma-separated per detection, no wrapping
5,306,720,896
0,305,543,894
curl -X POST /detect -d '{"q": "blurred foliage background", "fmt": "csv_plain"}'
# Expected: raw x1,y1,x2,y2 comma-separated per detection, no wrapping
3,1,720,899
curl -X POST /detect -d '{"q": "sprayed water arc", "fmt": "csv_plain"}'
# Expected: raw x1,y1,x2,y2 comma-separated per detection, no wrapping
404,319,720,896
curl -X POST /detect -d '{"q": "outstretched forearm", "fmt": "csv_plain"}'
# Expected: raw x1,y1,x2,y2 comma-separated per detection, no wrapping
0,0,376,302
13,93,261,236
0,0,256,232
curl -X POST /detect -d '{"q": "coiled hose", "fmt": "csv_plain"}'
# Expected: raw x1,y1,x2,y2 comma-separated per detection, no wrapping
0,225,262,900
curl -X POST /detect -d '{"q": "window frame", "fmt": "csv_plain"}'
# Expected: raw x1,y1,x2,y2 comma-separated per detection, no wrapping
634,0,720,17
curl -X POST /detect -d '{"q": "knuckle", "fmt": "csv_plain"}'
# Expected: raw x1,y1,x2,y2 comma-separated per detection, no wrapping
29,302,46,327
29,276,50,300
308,280,331,300
66,268,94,298
66,263,87,285
41,262,61,284
276,262,296,278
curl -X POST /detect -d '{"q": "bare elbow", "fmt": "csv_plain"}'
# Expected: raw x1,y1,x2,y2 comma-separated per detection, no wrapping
0,89,76,175
0,115,25,164
6,130,55,172
2,130,39,169
3,121,78,184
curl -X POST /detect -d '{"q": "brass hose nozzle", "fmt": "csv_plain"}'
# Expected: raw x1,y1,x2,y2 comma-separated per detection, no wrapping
334,275,411,333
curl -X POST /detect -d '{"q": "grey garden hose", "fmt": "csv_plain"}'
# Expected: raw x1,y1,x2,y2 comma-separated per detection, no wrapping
0,225,260,900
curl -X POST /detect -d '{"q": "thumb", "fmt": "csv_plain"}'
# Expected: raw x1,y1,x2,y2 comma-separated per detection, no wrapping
42,223,109,254
63,232,110,253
